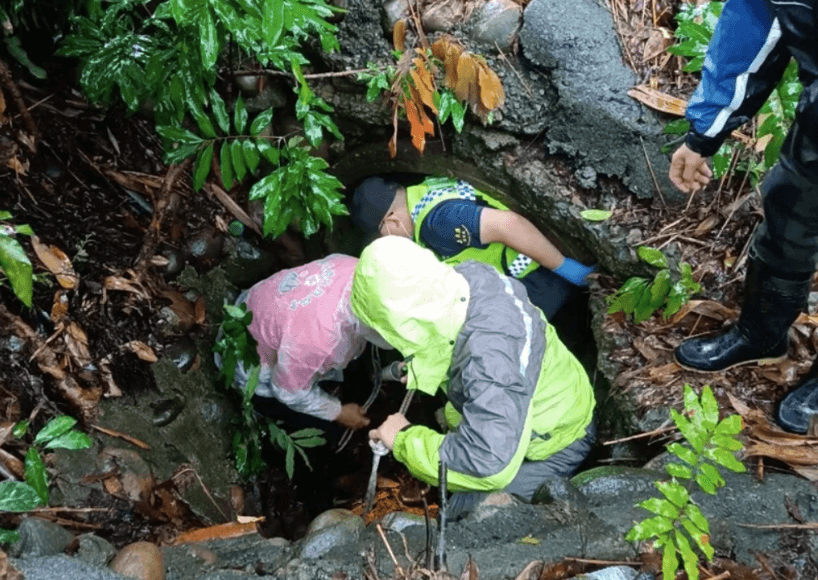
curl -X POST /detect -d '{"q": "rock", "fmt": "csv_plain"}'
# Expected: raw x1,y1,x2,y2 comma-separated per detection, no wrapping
305,508,359,535
151,394,187,426
98,448,156,503
235,74,262,96
11,555,129,580
571,466,663,499
466,0,522,51
531,476,587,506
245,82,288,112
162,337,199,373
110,542,164,580
468,492,519,523
577,566,639,580
382,0,409,33
421,0,463,32
575,166,597,189
8,518,74,558
187,229,225,264
298,509,364,559
380,511,425,532
76,533,117,568
159,248,186,279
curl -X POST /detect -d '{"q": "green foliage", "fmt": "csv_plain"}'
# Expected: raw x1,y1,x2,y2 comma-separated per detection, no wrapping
606,247,701,323
214,303,326,480
58,0,345,239
0,211,34,307
0,415,93,543
625,385,745,580
580,209,612,222
665,1,803,185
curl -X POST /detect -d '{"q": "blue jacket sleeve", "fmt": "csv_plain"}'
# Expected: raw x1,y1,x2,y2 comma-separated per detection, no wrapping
685,0,791,156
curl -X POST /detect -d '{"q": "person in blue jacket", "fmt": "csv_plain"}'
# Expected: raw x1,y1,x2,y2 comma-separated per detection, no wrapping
668,0,818,433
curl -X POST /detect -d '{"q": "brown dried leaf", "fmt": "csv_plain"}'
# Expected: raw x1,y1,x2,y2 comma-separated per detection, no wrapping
744,441,818,466
123,340,158,363
430,37,449,62
0,448,25,479
476,63,504,110
173,522,259,545
454,53,477,103
512,561,543,580
50,290,69,323
98,360,123,398
91,424,150,450
160,289,197,328
410,63,437,113
65,321,92,367
103,273,150,300
404,97,427,154
38,363,65,380
393,20,406,52
194,295,207,325
669,299,737,324
388,108,399,158
30,236,79,289
694,215,719,236
647,362,682,381
632,338,659,362
642,28,671,61
628,85,687,116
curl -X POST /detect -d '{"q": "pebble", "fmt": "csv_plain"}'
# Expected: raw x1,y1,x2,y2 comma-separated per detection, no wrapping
109,541,165,580
8,518,74,558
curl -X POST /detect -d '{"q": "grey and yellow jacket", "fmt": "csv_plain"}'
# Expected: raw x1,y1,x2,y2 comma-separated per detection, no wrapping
352,236,595,493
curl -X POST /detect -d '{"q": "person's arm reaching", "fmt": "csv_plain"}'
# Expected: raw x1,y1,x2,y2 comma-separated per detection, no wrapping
480,208,594,285
265,380,369,429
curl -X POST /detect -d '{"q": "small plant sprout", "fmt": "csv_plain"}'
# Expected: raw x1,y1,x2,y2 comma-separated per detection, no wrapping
607,246,701,323
625,384,745,580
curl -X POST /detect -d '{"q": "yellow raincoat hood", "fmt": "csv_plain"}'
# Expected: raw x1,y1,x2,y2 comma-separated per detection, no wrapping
352,236,470,395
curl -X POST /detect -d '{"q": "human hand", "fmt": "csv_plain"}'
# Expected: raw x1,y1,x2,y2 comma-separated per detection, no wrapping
335,403,370,430
669,144,712,193
369,413,411,450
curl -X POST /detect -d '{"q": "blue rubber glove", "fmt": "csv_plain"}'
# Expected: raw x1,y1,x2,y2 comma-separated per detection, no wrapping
553,258,596,287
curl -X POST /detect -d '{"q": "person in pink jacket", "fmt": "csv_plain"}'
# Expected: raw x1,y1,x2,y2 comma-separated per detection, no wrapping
216,254,391,430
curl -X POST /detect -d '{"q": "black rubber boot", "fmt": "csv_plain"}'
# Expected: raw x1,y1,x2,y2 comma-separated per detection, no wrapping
777,360,818,433
674,257,811,373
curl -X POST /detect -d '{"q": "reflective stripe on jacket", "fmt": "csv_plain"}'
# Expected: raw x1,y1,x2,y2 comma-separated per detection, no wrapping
406,177,539,279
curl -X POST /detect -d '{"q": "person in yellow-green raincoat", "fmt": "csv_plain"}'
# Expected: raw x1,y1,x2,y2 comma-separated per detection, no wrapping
351,236,596,518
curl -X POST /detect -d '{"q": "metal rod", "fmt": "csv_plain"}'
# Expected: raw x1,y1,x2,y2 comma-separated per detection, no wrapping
435,459,448,572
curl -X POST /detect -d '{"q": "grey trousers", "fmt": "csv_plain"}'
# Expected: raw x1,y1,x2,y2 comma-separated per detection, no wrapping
446,421,597,519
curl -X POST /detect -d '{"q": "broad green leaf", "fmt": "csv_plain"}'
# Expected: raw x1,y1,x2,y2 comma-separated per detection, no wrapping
700,385,719,427
683,503,710,534
250,109,274,136
262,0,285,48
668,442,698,466
608,278,650,316
12,421,29,438
231,140,248,182
35,416,77,445
303,114,323,147
291,428,325,438
650,269,672,311
699,463,725,489
194,110,217,139
156,124,203,145
0,528,20,543
44,430,93,450
0,234,32,307
517,535,540,545
285,442,295,479
220,141,234,190
234,94,248,134
681,518,714,560
662,536,680,580
193,144,214,191
580,209,612,222
712,143,732,178
638,497,680,518
695,472,717,495
210,89,230,134
712,433,743,452
633,280,657,323
199,8,219,70
665,462,693,480
0,480,43,512
675,529,699,580
625,515,674,541
656,480,689,508
24,448,48,504
0,211,11,220
637,246,668,269
295,436,326,448
243,140,261,174
450,99,466,133
664,118,690,135
707,447,746,473
683,385,704,423
15,224,33,236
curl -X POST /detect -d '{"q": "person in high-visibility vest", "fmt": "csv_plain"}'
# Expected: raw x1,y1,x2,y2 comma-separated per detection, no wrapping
349,176,594,319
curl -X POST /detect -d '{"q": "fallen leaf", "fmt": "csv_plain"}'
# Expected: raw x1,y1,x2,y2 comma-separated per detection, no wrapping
642,28,671,61
669,299,737,324
65,322,92,366
628,85,687,116
149,255,169,267
512,561,543,580
91,424,150,450
694,215,719,236
454,53,477,103
30,236,78,289
393,20,406,52
632,338,659,361
194,296,207,325
161,289,198,328
103,272,150,301
50,290,69,322
477,63,504,110
173,521,260,545
98,360,123,398
0,448,25,479
517,535,540,545
123,341,158,362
